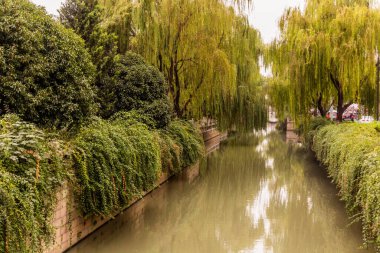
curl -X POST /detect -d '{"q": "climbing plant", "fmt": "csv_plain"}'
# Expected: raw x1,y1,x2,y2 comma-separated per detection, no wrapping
0,115,70,253
72,112,203,217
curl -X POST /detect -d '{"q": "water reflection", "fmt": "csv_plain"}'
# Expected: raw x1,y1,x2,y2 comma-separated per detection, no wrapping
68,132,372,253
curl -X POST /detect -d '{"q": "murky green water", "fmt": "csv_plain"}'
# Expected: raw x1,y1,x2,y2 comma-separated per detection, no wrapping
68,129,373,253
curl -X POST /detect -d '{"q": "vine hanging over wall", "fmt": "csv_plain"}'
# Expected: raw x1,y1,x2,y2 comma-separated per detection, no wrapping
72,112,204,218
0,115,70,253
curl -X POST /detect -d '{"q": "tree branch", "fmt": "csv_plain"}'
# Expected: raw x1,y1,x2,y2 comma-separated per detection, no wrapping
180,71,206,115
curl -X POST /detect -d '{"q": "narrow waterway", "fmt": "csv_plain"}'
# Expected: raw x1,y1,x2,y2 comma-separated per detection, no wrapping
68,128,372,253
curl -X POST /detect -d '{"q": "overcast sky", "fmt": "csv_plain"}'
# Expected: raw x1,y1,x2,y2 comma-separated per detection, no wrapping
31,0,306,44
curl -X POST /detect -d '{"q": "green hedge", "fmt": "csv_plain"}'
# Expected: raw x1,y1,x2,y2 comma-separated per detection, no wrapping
312,122,380,250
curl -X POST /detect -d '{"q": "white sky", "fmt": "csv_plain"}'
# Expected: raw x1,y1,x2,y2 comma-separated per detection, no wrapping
248,0,304,43
29,0,378,77
31,0,305,44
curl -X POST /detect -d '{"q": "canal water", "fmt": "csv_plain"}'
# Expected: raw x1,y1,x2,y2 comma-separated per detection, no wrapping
67,128,373,253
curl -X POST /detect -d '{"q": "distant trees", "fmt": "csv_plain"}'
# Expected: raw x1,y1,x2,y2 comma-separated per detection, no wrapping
269,0,380,122
0,0,96,129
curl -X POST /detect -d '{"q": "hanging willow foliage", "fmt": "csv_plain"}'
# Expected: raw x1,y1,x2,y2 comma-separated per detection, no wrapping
95,0,266,130
268,0,380,123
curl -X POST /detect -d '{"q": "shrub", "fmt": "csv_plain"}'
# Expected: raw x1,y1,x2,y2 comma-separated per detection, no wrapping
0,115,69,252
99,52,172,128
165,120,204,168
312,123,380,250
304,117,332,147
0,0,96,129
139,99,172,128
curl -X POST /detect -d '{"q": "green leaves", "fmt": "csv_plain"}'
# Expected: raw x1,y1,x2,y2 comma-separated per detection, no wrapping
269,0,380,122
103,0,265,129
0,115,69,252
0,0,96,130
72,113,203,217
312,122,380,251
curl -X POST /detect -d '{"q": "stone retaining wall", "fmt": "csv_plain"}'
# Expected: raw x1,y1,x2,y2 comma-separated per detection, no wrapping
46,126,226,253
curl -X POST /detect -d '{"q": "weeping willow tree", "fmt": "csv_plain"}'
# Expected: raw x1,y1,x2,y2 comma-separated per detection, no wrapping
269,0,380,122
267,77,291,121
95,0,266,130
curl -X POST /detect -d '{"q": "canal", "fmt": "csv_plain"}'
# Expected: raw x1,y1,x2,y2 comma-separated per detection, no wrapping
67,128,372,253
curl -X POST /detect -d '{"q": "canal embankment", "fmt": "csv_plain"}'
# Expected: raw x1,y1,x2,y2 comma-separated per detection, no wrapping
66,129,369,253
0,114,210,253
46,123,226,253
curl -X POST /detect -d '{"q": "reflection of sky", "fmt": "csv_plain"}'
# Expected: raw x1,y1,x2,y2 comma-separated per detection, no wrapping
265,158,274,170
256,138,268,153
240,239,274,253
245,134,294,253
244,180,275,253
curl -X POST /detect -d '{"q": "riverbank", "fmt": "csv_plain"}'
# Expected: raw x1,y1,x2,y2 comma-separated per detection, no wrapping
0,114,207,253
66,130,368,253
310,121,380,251
46,124,226,253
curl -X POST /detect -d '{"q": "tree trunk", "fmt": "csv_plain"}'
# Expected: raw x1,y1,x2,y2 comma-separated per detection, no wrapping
316,93,326,117
173,65,182,117
336,86,344,122
329,73,350,122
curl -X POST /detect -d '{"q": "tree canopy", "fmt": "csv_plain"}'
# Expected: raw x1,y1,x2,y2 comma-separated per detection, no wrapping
58,0,267,130
91,0,266,129
0,0,96,129
268,0,380,122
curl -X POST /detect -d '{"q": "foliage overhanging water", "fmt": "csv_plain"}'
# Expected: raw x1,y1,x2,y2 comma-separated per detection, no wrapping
68,127,373,253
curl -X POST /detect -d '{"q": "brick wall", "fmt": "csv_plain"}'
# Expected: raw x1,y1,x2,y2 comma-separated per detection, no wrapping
46,127,225,253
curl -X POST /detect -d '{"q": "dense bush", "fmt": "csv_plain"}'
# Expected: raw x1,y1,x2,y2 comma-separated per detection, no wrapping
0,0,96,129
159,120,204,173
165,120,204,168
303,117,332,147
99,52,172,127
312,123,380,250
0,115,69,252
72,113,203,217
